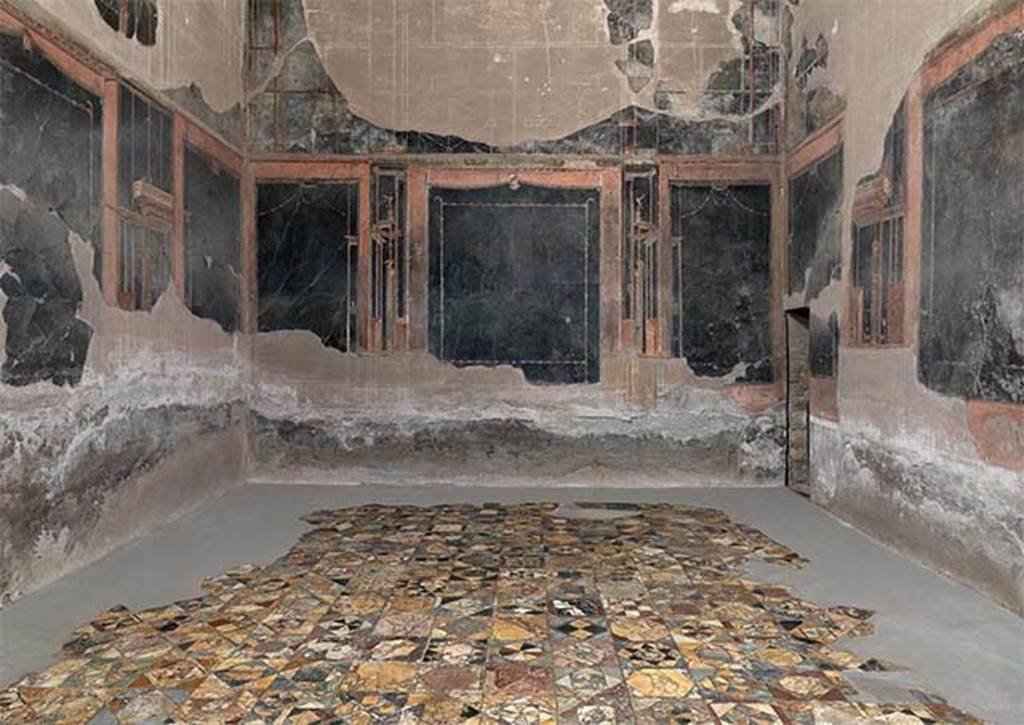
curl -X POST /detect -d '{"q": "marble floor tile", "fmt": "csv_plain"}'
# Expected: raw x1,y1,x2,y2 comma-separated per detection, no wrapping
0,502,981,723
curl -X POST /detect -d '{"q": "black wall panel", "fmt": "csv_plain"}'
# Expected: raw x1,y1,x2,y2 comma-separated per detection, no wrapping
0,32,102,255
810,311,839,379
671,183,773,382
428,184,600,384
920,30,1023,404
185,148,241,332
0,33,98,387
788,146,843,299
257,182,359,351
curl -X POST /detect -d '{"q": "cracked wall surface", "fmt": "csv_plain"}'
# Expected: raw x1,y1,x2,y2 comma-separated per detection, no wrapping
242,0,787,489
11,0,244,115
0,0,791,607
245,0,782,153
0,187,247,603
250,338,785,488
789,0,1024,615
2,0,1021,622
0,1,249,604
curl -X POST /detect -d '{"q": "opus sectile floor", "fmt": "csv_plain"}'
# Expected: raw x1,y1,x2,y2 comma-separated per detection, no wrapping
0,503,980,724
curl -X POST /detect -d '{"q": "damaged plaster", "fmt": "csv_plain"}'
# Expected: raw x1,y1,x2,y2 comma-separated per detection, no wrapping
788,0,1024,616
0,187,247,604
812,420,1024,615
249,331,785,487
247,0,783,151
11,0,244,114
0,0,1019,626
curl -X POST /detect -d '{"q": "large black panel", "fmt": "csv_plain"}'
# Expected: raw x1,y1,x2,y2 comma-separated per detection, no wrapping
257,182,359,351
428,184,600,384
920,30,1023,404
0,32,102,260
185,148,241,332
788,146,843,298
671,184,772,381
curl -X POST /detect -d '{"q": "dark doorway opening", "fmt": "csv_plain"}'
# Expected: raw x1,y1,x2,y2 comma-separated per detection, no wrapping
786,308,811,495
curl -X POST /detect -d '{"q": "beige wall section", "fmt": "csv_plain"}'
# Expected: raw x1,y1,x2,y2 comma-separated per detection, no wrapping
303,0,749,145
10,0,244,110
827,0,985,188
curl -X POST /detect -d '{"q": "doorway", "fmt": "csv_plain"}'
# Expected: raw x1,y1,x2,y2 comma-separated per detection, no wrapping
786,308,811,495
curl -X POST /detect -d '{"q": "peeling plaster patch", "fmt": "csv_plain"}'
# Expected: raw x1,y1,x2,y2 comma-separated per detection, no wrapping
617,39,657,91
283,0,773,147
164,84,244,148
247,25,759,159
606,1,656,90
607,3,657,93
785,1,846,149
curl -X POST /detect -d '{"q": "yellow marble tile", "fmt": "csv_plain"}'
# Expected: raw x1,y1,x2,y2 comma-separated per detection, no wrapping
625,668,694,698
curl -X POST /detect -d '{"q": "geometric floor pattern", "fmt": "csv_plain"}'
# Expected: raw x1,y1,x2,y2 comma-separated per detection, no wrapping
0,502,980,723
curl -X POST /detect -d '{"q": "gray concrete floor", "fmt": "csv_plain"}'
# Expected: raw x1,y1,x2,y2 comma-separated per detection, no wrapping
1,483,1022,723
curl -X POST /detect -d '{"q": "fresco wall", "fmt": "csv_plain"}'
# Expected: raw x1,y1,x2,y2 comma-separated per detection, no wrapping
245,0,784,153
12,0,244,144
3,0,1018,618
787,0,1024,615
245,0,790,488
0,2,247,604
